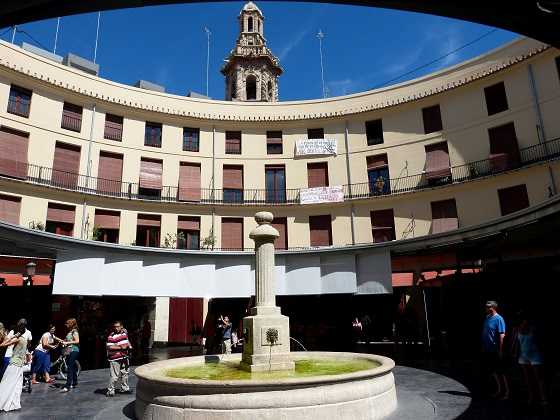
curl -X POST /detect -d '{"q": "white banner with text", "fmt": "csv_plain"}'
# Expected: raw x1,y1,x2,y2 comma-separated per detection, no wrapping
295,138,337,156
300,186,344,204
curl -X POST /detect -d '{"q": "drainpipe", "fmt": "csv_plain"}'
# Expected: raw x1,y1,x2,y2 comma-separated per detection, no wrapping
343,120,356,245
211,125,216,246
80,103,96,239
528,63,557,195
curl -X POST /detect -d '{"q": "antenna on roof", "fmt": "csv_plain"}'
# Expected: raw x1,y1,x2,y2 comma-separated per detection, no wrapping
93,12,101,64
53,17,60,54
11,25,16,44
316,29,327,98
204,27,211,97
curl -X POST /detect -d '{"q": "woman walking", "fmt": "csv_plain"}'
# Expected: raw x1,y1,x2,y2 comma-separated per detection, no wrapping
0,319,30,412
31,324,57,384
60,318,80,393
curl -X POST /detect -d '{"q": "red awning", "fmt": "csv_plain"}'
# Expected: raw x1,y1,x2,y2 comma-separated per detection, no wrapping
392,272,414,287
1,273,51,287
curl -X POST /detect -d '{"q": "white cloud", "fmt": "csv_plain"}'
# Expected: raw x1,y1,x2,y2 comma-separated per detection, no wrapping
278,26,312,61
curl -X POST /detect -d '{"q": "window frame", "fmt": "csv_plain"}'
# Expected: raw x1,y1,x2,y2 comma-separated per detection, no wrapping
7,85,32,118
183,127,200,152
365,119,384,146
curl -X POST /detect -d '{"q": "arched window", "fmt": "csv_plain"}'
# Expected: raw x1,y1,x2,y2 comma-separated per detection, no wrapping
258,20,261,34
246,75,257,100
231,78,237,99
248,16,253,32
267,81,273,100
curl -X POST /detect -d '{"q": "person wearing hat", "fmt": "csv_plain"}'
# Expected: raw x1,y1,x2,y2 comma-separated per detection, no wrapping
481,300,509,399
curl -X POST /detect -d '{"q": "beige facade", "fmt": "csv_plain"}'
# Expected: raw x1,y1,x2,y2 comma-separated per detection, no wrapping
0,38,559,249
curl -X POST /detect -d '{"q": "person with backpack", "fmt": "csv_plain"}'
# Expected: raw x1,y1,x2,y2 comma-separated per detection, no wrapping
106,321,132,397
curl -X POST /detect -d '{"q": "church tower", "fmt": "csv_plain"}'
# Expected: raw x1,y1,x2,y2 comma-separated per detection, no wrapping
221,1,282,102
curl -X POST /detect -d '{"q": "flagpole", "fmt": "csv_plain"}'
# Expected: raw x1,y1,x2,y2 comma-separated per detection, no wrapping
317,29,326,98
204,27,211,97
53,17,60,54
93,12,101,64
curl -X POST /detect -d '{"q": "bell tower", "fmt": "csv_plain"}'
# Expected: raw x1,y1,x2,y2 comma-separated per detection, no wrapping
221,1,282,102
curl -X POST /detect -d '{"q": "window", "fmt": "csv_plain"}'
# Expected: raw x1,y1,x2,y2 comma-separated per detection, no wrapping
136,214,161,247
266,131,283,154
422,104,442,134
231,78,237,99
267,81,273,100
424,142,451,182
246,75,257,100
265,165,286,203
248,16,254,32
139,158,163,198
370,209,395,243
225,131,242,154
94,209,120,243
272,217,288,250
0,127,28,179
488,122,520,172
498,184,529,216
367,154,390,195
145,122,162,147
431,199,459,234
46,203,75,236
484,82,508,116
307,128,324,139
221,217,243,250
365,119,383,145
307,162,329,188
309,215,332,247
178,162,201,202
0,194,21,225
97,151,123,195
223,165,243,203
104,114,123,141
61,102,83,132
183,127,200,152
177,216,200,250
52,142,81,189
7,85,31,117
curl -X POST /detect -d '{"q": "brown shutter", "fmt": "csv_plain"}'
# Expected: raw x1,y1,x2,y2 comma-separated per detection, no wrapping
498,184,530,216
178,216,200,230
178,162,201,201
225,131,241,154
139,158,162,190
266,131,283,144
425,142,451,179
104,114,123,141
52,142,81,188
94,209,120,229
307,162,329,188
431,199,458,233
0,127,28,179
97,151,123,194
366,154,388,170
47,203,75,223
222,165,243,189
422,104,442,134
61,102,83,132
0,194,21,224
137,214,161,227
221,218,243,250
371,209,395,243
488,122,520,170
272,217,288,250
309,215,332,246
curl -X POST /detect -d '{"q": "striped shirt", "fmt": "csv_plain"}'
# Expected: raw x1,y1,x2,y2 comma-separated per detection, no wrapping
106,330,131,361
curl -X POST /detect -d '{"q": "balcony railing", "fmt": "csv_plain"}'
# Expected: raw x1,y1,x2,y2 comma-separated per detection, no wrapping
61,113,82,132
1,137,559,205
7,98,30,117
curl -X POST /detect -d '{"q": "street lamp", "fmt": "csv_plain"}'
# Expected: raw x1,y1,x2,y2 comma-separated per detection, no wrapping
23,261,36,287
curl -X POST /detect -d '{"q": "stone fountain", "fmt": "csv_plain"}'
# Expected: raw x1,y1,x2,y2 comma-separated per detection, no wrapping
135,212,397,420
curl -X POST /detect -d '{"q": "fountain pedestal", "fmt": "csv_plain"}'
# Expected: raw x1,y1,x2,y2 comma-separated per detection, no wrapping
240,211,295,372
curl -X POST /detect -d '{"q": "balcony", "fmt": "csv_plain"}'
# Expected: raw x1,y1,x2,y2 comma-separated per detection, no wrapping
7,98,30,118
1,137,559,206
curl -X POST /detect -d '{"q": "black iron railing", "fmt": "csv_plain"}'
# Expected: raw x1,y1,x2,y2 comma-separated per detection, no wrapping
2,137,559,205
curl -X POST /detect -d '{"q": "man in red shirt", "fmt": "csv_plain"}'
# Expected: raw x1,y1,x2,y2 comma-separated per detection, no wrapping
106,321,131,397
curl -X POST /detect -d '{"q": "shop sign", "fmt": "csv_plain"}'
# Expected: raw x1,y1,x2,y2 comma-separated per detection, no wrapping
295,138,337,156
300,185,344,204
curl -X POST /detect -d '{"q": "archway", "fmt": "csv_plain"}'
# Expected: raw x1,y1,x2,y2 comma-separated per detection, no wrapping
246,75,257,100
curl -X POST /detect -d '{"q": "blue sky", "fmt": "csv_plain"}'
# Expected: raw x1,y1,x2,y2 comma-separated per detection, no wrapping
1,1,519,101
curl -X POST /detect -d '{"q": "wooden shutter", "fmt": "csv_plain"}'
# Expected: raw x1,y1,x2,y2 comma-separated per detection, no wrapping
178,162,201,201
47,203,75,223
52,142,80,188
0,127,28,179
425,142,451,179
178,216,200,230
221,218,243,250
0,194,21,224
97,151,123,194
431,199,458,233
498,184,529,216
267,131,282,144
137,214,161,227
307,162,329,188
484,82,508,116
309,215,332,246
422,104,442,134
272,217,288,250
168,297,203,343
104,114,123,141
366,154,388,170
61,102,82,132
222,165,243,189
139,159,162,190
307,128,324,139
94,209,120,229
488,122,520,170
371,209,395,242
225,131,241,154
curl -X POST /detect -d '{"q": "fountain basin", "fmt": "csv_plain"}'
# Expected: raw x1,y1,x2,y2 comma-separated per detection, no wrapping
135,351,397,420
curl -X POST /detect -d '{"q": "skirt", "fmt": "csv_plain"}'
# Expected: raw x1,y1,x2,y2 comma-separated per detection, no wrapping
31,350,51,374
0,364,23,411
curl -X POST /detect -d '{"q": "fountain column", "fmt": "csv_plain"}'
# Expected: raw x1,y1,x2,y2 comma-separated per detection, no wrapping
240,211,295,372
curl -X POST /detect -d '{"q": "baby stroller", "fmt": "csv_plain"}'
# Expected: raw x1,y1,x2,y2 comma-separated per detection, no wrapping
22,353,32,393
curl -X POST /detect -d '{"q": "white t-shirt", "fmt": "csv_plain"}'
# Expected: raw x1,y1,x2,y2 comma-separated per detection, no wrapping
35,332,54,352
5,328,32,358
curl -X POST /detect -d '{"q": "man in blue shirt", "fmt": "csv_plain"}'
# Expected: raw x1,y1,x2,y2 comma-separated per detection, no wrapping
481,300,509,399
218,315,232,355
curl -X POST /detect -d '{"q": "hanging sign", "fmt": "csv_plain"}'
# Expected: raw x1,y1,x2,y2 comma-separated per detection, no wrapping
300,186,344,204
295,138,337,156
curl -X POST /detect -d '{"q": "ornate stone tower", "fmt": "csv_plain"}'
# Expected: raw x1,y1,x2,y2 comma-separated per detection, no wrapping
221,1,283,102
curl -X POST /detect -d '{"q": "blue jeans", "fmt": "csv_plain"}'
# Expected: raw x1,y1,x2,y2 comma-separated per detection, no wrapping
64,350,79,388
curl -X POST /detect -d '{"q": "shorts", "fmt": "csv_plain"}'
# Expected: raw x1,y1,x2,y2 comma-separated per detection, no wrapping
518,356,542,365
481,352,505,374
